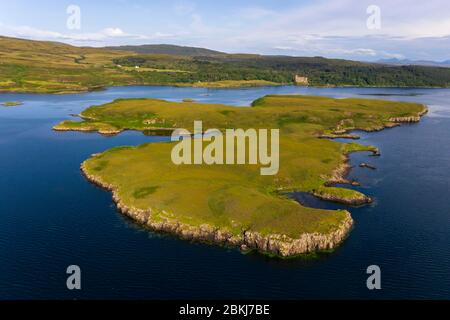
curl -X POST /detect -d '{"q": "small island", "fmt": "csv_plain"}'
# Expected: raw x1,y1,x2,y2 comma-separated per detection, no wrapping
1,101,22,107
55,95,427,257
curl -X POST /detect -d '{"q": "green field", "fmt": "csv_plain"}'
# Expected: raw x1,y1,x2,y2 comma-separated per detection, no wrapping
55,95,426,256
0,36,139,93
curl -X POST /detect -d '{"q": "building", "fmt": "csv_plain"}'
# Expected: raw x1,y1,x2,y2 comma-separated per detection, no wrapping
294,75,309,86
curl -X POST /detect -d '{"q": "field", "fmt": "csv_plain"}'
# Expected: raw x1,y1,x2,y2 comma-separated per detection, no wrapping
55,95,426,255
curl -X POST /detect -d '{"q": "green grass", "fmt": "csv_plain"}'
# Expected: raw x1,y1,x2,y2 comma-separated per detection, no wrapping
56,94,426,239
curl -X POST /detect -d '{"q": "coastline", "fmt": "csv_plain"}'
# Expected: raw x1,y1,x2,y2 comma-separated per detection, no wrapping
80,162,354,258
59,95,428,258
1,83,449,96
312,105,428,205
0,81,284,95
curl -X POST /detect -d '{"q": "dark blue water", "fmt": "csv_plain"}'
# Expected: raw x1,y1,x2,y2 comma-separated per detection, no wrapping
1,86,449,299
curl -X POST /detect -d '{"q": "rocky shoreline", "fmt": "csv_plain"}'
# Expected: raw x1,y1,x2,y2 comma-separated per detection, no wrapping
53,126,122,135
81,163,354,258
389,107,428,123
76,104,428,258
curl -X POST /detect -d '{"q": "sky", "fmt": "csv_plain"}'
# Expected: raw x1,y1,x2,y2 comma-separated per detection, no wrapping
0,0,449,61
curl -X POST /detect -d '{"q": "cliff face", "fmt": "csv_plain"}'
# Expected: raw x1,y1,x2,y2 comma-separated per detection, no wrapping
53,126,122,135
81,163,353,257
389,107,429,123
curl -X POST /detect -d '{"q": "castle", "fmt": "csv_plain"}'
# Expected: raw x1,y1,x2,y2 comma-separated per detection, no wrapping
294,75,309,86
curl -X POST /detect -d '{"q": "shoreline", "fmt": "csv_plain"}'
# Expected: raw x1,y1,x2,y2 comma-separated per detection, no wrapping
1,83,449,96
80,162,354,258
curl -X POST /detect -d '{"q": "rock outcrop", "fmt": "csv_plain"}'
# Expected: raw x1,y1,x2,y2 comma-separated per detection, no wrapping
360,163,377,170
389,107,428,123
312,190,372,206
319,133,360,140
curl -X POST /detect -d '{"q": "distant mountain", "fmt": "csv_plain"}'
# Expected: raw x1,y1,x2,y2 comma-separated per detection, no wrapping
105,44,225,57
377,58,450,68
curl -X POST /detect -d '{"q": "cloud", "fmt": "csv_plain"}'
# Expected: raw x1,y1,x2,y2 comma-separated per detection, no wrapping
239,7,275,20
273,46,295,51
0,24,175,45
174,1,196,15
1,0,448,60
272,42,404,60
327,48,378,56
102,28,127,37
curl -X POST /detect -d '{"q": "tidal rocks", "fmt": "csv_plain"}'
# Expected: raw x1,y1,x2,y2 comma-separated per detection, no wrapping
360,163,377,170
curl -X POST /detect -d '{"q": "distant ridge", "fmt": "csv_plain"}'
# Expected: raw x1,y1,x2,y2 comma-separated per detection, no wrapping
105,44,225,56
376,58,450,68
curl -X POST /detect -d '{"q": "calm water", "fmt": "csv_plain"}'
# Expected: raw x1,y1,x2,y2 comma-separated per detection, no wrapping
1,86,449,299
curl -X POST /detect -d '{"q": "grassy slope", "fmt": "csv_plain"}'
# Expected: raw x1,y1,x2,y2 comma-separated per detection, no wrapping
105,44,225,56
55,95,426,238
2,36,450,94
0,37,280,93
0,36,138,93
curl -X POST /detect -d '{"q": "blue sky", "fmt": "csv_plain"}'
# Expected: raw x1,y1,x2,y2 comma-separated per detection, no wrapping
0,0,449,61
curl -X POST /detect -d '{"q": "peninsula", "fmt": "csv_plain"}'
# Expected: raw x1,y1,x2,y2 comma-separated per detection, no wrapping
54,94,427,257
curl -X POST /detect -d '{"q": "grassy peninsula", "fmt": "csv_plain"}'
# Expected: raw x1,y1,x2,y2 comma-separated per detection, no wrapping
1,36,450,94
55,95,427,257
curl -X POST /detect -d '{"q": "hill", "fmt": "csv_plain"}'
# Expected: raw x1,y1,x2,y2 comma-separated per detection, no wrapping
113,53,450,87
105,44,224,56
1,36,450,93
0,36,138,93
